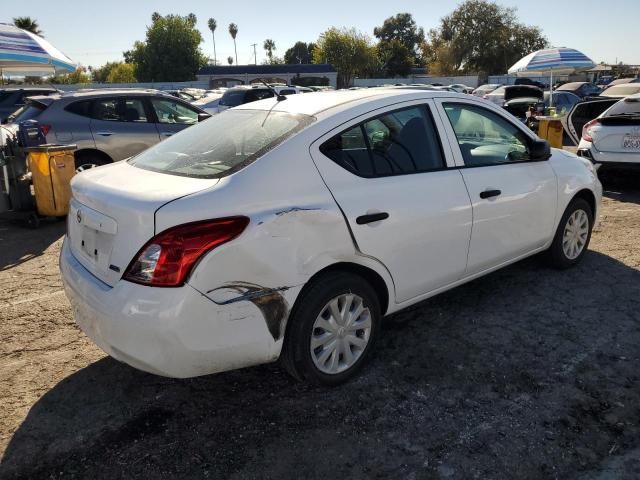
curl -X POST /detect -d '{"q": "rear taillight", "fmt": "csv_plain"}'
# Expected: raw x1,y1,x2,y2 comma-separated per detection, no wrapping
40,124,51,136
582,119,600,142
123,217,249,287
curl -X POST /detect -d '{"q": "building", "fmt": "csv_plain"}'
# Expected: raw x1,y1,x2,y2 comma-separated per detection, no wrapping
196,64,337,88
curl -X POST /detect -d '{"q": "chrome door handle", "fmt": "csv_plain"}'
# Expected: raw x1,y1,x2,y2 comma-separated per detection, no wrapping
95,131,113,136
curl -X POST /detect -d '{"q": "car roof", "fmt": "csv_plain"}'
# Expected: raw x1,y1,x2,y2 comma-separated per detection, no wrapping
0,86,59,92
233,88,468,117
59,88,168,98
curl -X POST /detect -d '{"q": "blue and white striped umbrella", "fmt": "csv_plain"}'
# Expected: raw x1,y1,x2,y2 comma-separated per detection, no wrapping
508,47,595,76
0,23,76,75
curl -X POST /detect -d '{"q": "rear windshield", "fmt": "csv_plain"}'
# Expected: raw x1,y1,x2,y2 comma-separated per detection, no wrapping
604,98,640,117
7,103,45,123
219,90,246,107
130,109,314,178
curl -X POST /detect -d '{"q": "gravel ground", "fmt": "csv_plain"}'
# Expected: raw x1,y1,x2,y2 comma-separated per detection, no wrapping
1,169,640,480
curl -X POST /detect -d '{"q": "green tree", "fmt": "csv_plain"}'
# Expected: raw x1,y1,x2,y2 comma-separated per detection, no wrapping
373,13,424,64
228,23,239,65
422,0,548,75
50,67,91,85
377,39,414,77
13,17,43,36
312,27,377,88
91,61,120,83
227,56,234,65
263,39,276,64
284,41,315,64
106,63,137,83
208,18,218,65
123,12,206,82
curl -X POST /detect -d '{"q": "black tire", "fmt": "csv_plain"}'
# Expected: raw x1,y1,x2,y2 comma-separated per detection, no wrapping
547,197,593,269
74,152,109,172
281,272,381,385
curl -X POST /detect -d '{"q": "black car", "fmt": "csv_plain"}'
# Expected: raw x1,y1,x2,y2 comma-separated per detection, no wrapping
217,86,275,111
556,82,601,99
515,78,547,89
0,87,61,122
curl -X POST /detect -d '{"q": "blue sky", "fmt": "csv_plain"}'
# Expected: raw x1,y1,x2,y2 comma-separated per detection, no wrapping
4,0,638,68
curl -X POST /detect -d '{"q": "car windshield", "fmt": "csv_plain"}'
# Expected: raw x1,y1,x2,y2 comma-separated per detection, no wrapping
130,109,314,178
605,97,640,117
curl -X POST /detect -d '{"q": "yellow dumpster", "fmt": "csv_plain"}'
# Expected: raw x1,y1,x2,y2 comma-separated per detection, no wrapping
26,145,77,217
537,116,564,148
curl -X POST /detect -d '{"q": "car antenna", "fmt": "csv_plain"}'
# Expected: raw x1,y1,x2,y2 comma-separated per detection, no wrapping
257,78,287,101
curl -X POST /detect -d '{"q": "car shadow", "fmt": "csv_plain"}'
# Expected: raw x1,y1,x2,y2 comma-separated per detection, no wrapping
0,219,66,270
600,167,640,204
3,249,640,479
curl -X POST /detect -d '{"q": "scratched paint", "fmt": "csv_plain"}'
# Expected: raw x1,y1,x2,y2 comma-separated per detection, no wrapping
207,282,290,340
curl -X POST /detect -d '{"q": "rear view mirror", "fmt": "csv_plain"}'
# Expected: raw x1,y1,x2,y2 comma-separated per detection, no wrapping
197,113,211,122
530,139,551,161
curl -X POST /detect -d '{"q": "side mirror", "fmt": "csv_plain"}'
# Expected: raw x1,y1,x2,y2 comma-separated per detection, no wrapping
197,113,211,122
530,139,551,161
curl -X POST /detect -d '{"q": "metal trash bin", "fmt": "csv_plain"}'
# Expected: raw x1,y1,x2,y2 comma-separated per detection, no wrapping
537,116,564,148
25,144,77,217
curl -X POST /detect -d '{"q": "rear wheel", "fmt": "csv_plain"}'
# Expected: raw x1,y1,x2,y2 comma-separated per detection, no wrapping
281,272,381,385
74,152,110,173
548,198,593,269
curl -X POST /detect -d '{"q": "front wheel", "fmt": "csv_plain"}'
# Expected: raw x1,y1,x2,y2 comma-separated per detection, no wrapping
548,198,593,269
281,272,381,385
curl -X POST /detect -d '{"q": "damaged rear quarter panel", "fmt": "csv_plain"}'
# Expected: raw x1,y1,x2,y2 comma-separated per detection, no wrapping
155,133,390,360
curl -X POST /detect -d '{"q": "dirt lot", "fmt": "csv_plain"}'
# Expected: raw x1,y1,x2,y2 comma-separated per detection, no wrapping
1,170,640,480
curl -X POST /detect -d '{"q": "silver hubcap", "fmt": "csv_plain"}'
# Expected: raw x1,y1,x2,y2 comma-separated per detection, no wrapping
76,163,98,173
310,293,372,375
562,209,589,260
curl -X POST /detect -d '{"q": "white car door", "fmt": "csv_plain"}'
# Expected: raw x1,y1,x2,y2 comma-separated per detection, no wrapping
434,98,557,275
310,101,472,304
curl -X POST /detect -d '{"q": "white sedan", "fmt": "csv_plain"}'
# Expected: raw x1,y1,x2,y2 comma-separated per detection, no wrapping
60,89,601,385
578,93,640,168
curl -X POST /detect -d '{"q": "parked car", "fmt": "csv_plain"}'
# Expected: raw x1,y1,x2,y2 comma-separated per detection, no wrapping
217,85,276,112
599,84,640,98
60,88,601,384
555,82,601,99
7,89,209,170
503,91,581,122
484,85,543,107
0,87,61,122
472,84,502,97
562,98,620,146
515,78,547,89
577,93,640,169
606,78,640,87
164,89,198,102
448,84,474,94
192,93,223,115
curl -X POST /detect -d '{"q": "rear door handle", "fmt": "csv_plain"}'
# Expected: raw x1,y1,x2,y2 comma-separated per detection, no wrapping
480,189,501,199
95,131,113,136
356,212,389,225
161,132,174,137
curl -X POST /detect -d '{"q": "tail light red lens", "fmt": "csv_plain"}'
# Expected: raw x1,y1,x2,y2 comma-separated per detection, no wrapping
40,124,52,136
582,119,600,142
123,217,249,287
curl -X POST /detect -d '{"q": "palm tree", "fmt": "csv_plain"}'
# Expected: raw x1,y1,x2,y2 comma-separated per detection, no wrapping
13,17,43,37
207,18,217,65
227,56,234,65
263,39,276,64
228,23,238,65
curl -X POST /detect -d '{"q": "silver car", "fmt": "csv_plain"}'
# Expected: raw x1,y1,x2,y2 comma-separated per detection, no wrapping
9,89,209,170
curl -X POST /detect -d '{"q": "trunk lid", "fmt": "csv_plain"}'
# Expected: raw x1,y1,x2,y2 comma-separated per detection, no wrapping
68,161,218,286
593,117,640,153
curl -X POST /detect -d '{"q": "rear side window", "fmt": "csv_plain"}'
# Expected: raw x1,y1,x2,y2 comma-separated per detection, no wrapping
9,103,45,123
65,100,92,118
130,109,314,178
320,105,445,177
219,90,246,107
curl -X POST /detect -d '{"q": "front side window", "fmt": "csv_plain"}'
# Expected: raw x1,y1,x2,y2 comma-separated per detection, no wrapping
92,98,120,121
151,98,198,124
320,105,445,177
443,103,531,167
130,109,314,178
122,98,148,122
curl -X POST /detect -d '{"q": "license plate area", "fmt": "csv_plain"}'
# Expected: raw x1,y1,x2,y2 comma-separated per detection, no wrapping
81,227,99,260
623,134,640,149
